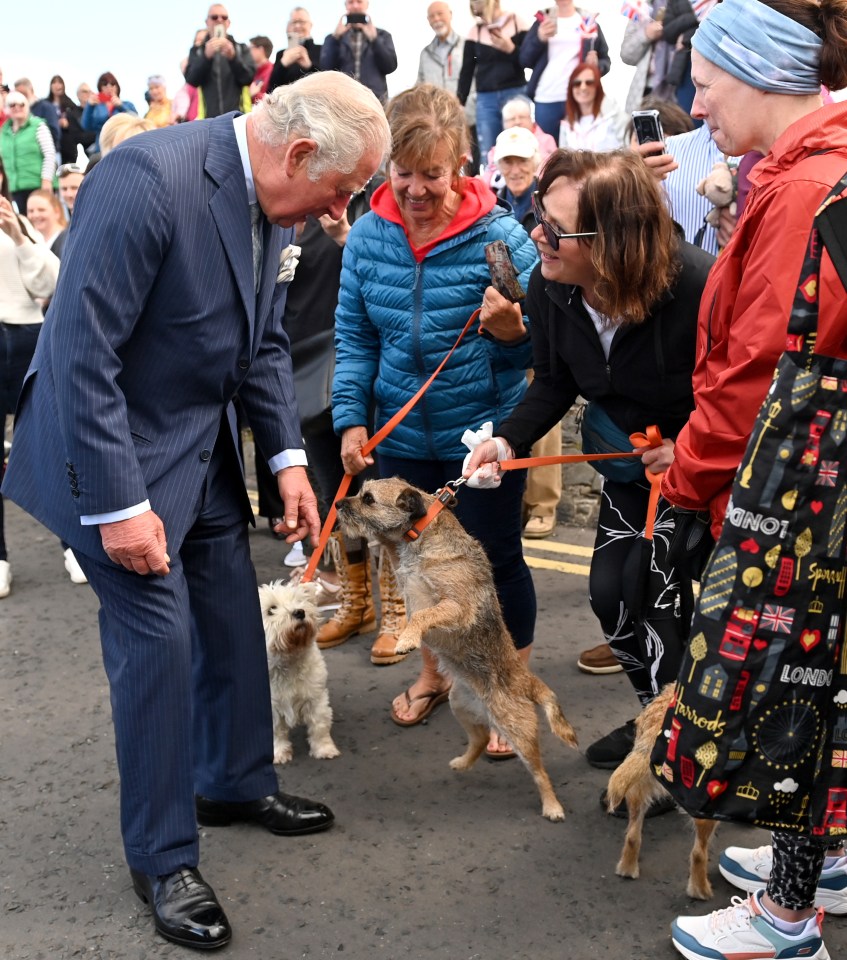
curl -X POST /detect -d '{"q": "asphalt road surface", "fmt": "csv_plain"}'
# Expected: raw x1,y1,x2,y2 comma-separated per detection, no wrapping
3,498,845,960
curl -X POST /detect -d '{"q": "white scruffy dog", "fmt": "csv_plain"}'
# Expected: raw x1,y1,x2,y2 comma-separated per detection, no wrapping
259,579,340,764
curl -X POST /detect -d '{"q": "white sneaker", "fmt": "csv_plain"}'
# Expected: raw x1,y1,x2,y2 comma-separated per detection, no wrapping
720,843,847,915
0,560,11,598
63,548,88,585
283,541,307,567
672,890,829,960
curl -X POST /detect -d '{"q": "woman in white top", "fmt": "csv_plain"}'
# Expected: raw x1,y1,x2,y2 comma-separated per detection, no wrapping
0,155,66,598
558,63,626,153
519,0,611,140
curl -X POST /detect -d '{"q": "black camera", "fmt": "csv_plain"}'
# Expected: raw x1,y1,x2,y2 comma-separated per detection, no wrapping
0,84,9,94
344,12,369,24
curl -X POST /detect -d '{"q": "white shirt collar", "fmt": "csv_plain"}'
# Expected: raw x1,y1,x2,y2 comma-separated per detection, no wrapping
232,113,257,205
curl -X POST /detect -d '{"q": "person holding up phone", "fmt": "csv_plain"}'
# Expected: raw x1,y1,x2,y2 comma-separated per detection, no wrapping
183,5,255,118
519,1,612,140
268,8,322,91
320,0,397,102
457,0,532,162
80,72,137,154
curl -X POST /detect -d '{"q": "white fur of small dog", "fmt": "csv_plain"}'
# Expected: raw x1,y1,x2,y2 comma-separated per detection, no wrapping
259,579,340,764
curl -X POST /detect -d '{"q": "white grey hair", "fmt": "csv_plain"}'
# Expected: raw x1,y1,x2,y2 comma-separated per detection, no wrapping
501,95,535,123
251,71,391,181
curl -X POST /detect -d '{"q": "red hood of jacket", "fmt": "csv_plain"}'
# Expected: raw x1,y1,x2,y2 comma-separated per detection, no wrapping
370,177,497,262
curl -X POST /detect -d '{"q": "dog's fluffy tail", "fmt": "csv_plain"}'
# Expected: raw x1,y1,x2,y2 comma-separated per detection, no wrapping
606,684,674,813
533,679,578,749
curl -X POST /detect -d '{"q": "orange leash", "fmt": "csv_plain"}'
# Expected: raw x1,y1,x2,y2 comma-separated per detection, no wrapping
299,309,483,583
500,424,666,537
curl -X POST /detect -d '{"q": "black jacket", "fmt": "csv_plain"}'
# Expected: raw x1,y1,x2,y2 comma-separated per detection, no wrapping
498,240,714,454
267,38,322,91
184,33,255,117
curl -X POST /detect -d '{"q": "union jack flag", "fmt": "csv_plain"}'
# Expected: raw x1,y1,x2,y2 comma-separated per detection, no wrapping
580,13,599,39
621,0,650,20
816,460,839,487
833,750,847,769
760,604,796,634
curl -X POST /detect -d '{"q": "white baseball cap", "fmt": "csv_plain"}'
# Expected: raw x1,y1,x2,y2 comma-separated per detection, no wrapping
493,126,538,162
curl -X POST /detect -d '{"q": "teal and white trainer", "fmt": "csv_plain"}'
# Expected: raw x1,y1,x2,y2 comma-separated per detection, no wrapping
719,844,847,915
671,890,830,960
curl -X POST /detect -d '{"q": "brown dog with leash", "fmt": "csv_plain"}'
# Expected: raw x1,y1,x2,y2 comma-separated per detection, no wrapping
336,477,578,821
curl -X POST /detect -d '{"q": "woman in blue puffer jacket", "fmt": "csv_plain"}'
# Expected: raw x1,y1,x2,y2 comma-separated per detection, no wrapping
333,84,537,749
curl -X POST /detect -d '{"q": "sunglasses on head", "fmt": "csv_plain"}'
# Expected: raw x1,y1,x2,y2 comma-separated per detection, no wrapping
531,192,597,251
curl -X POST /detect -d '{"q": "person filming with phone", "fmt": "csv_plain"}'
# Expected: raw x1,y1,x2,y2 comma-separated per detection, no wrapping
320,0,397,102
183,4,255,118
268,8,322,91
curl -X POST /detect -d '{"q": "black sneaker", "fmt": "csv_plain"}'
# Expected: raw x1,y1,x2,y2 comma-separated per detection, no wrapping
584,719,636,769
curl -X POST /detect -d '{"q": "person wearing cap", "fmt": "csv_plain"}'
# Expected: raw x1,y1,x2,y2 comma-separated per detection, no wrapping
144,76,173,128
558,61,626,153
481,95,555,188
491,125,540,230
57,163,84,219
0,91,56,212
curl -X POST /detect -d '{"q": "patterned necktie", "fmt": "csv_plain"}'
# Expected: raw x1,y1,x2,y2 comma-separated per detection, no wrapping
250,201,263,292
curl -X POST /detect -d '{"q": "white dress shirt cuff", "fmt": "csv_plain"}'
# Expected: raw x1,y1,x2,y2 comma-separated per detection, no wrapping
269,449,308,474
80,500,152,526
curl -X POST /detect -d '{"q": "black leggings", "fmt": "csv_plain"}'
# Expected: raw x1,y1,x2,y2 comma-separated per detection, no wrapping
769,830,839,911
589,478,690,706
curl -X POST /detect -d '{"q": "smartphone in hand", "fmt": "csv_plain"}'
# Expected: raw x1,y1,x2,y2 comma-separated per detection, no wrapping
632,109,665,154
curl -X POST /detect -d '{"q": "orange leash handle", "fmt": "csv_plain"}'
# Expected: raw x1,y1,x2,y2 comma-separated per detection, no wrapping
629,426,665,541
299,309,483,584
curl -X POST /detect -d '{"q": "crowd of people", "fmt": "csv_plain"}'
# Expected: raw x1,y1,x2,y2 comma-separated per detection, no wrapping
2,1,847,958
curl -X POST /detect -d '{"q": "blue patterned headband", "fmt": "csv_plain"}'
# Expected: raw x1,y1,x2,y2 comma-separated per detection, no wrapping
692,0,822,95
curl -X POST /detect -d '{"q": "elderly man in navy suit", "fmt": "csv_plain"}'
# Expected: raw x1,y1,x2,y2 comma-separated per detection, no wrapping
2,71,390,950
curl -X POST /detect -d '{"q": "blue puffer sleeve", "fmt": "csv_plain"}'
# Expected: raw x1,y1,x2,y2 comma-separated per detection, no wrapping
331,218,381,436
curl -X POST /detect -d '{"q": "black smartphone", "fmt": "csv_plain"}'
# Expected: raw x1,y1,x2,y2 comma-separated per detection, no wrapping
631,109,665,152
344,12,369,24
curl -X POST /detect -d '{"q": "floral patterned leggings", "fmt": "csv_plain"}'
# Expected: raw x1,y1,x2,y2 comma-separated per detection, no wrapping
769,830,841,910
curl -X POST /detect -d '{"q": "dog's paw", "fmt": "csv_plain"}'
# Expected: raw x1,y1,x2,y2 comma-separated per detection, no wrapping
686,878,713,901
449,755,474,771
542,801,566,822
273,743,293,765
615,860,639,880
394,628,422,655
310,740,341,760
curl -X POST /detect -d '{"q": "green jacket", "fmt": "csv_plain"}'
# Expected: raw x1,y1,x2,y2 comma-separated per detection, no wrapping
0,115,48,193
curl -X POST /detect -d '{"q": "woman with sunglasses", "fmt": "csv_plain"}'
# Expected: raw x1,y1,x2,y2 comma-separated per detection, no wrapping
81,73,137,154
558,62,626,153
464,148,714,777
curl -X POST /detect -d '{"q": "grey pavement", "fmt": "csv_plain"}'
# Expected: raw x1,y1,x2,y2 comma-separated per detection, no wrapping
2,499,845,960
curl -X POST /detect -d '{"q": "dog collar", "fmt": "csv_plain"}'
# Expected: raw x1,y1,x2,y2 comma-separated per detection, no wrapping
403,484,461,542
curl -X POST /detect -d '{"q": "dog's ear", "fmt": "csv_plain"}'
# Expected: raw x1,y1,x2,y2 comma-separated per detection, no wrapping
396,487,427,522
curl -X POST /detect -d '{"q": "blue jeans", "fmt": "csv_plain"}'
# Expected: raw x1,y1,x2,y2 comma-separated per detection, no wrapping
377,454,536,649
534,101,565,141
475,85,526,164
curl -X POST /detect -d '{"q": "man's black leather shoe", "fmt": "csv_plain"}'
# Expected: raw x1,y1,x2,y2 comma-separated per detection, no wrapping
195,790,335,835
130,867,231,950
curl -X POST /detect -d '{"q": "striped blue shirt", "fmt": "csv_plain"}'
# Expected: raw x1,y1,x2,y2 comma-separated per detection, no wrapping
662,124,724,257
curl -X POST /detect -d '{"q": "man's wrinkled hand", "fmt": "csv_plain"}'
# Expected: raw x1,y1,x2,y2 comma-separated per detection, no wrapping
276,465,320,546
100,512,170,576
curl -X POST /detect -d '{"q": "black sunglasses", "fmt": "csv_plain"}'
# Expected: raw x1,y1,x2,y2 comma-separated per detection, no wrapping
209,13,229,20
531,192,597,251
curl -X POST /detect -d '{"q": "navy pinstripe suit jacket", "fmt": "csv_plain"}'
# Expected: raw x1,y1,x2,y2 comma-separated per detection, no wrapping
3,114,302,560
